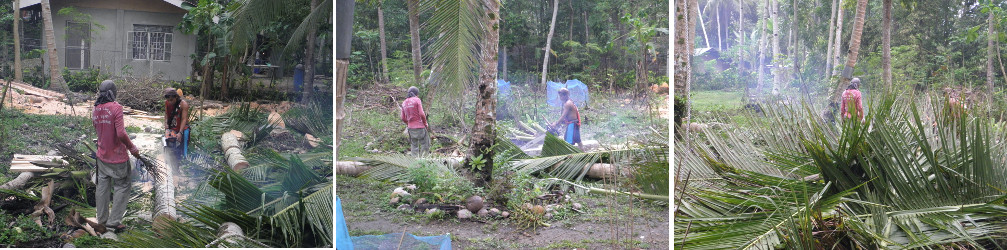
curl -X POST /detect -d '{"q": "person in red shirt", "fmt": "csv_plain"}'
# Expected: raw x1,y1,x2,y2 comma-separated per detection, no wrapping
400,86,431,156
840,78,864,121
92,80,140,231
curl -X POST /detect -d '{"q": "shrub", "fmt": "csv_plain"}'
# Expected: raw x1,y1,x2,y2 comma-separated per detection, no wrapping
63,67,111,93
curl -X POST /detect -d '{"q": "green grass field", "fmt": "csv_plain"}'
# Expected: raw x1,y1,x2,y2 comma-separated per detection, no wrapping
690,90,744,112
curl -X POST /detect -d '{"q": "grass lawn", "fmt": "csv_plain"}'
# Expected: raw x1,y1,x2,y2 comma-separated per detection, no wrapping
689,90,744,112
0,109,94,169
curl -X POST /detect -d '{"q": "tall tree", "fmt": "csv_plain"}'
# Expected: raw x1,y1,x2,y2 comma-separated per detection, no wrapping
698,1,711,48
828,0,869,112
470,0,500,188
756,4,767,97
540,0,559,90
336,0,354,161
825,0,837,76
378,0,389,84
770,0,781,95
302,0,318,104
14,0,22,82
988,3,995,110
675,0,696,126
716,0,723,50
41,0,66,92
832,0,844,76
883,0,892,88
407,0,423,85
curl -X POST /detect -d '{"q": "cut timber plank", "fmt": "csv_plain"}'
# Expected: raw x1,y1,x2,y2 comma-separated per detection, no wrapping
13,154,62,162
130,115,164,120
10,163,49,172
11,155,63,172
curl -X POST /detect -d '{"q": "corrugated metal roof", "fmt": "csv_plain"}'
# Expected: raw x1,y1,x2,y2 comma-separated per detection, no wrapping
19,0,188,9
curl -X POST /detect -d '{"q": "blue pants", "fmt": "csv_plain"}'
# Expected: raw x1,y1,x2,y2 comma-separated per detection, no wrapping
565,123,581,145
182,128,190,157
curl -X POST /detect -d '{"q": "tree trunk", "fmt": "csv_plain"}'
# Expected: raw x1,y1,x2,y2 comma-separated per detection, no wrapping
41,0,65,91
698,1,711,48
716,2,722,51
336,0,354,162
302,0,318,104
883,0,892,89
407,0,422,85
988,7,995,110
152,146,177,235
541,0,559,91
756,8,768,97
568,0,573,41
378,4,389,84
221,132,249,171
206,222,244,247
771,0,781,95
584,13,590,44
221,56,230,99
832,1,844,76
14,0,22,82
469,0,500,188
501,47,508,80
825,0,837,77
828,0,869,113
201,39,213,100
0,172,35,190
335,161,371,176
737,0,743,51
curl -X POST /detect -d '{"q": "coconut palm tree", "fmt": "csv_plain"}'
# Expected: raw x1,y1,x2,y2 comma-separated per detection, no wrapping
883,0,892,88
828,0,868,118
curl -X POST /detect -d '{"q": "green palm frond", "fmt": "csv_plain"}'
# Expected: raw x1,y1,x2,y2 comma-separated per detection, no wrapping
494,133,530,160
283,101,333,137
281,155,324,193
419,0,484,101
270,183,333,247
210,168,275,212
352,155,456,182
541,133,581,157
507,138,663,182
227,0,286,53
281,0,333,62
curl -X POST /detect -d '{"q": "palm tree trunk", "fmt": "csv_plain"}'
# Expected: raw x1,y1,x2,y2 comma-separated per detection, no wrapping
716,2,723,51
302,0,318,104
828,0,868,112
378,3,389,84
832,1,844,76
41,0,65,91
541,0,559,91
771,0,781,95
501,46,508,80
698,1,711,48
201,39,212,100
336,0,355,161
988,8,995,111
221,56,230,98
407,0,422,85
14,0,22,82
674,0,691,126
469,0,500,188
756,5,767,97
825,0,837,77
883,0,892,89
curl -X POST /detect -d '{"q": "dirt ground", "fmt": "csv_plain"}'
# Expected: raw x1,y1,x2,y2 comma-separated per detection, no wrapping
338,177,670,249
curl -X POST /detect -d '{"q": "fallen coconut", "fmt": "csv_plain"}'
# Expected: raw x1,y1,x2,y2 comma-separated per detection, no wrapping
397,204,412,211
392,187,410,197
457,209,472,219
544,212,553,220
489,208,500,216
531,205,545,215
572,203,583,210
466,195,484,213
389,197,400,205
426,208,439,215
501,211,509,218
477,208,489,217
414,198,427,205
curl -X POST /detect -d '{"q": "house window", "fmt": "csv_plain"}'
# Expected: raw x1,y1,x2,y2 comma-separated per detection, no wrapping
65,21,90,69
128,25,173,61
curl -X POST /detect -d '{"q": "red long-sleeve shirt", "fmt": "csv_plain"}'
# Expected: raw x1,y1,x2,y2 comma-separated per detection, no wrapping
840,89,864,120
400,97,429,129
93,102,137,164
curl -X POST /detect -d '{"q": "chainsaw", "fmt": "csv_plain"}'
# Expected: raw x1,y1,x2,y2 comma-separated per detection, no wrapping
163,129,182,148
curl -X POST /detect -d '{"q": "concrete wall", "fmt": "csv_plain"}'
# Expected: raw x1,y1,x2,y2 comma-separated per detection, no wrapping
45,0,196,82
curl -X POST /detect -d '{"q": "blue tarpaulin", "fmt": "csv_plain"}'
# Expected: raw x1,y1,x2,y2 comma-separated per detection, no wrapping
336,196,452,250
336,196,353,249
497,80,512,99
546,79,589,107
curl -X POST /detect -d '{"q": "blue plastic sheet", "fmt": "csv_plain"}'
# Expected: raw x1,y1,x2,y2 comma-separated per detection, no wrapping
350,233,453,250
336,196,354,249
546,79,589,107
497,80,512,99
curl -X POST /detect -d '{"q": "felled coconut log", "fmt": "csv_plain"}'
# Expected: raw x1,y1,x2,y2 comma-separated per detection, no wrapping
221,132,249,171
0,172,35,190
335,161,370,176
206,222,244,247
152,147,177,235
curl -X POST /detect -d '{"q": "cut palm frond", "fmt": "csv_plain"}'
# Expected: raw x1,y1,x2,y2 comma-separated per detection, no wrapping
507,145,662,182
270,183,332,247
210,168,275,212
352,155,456,182
418,0,484,102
